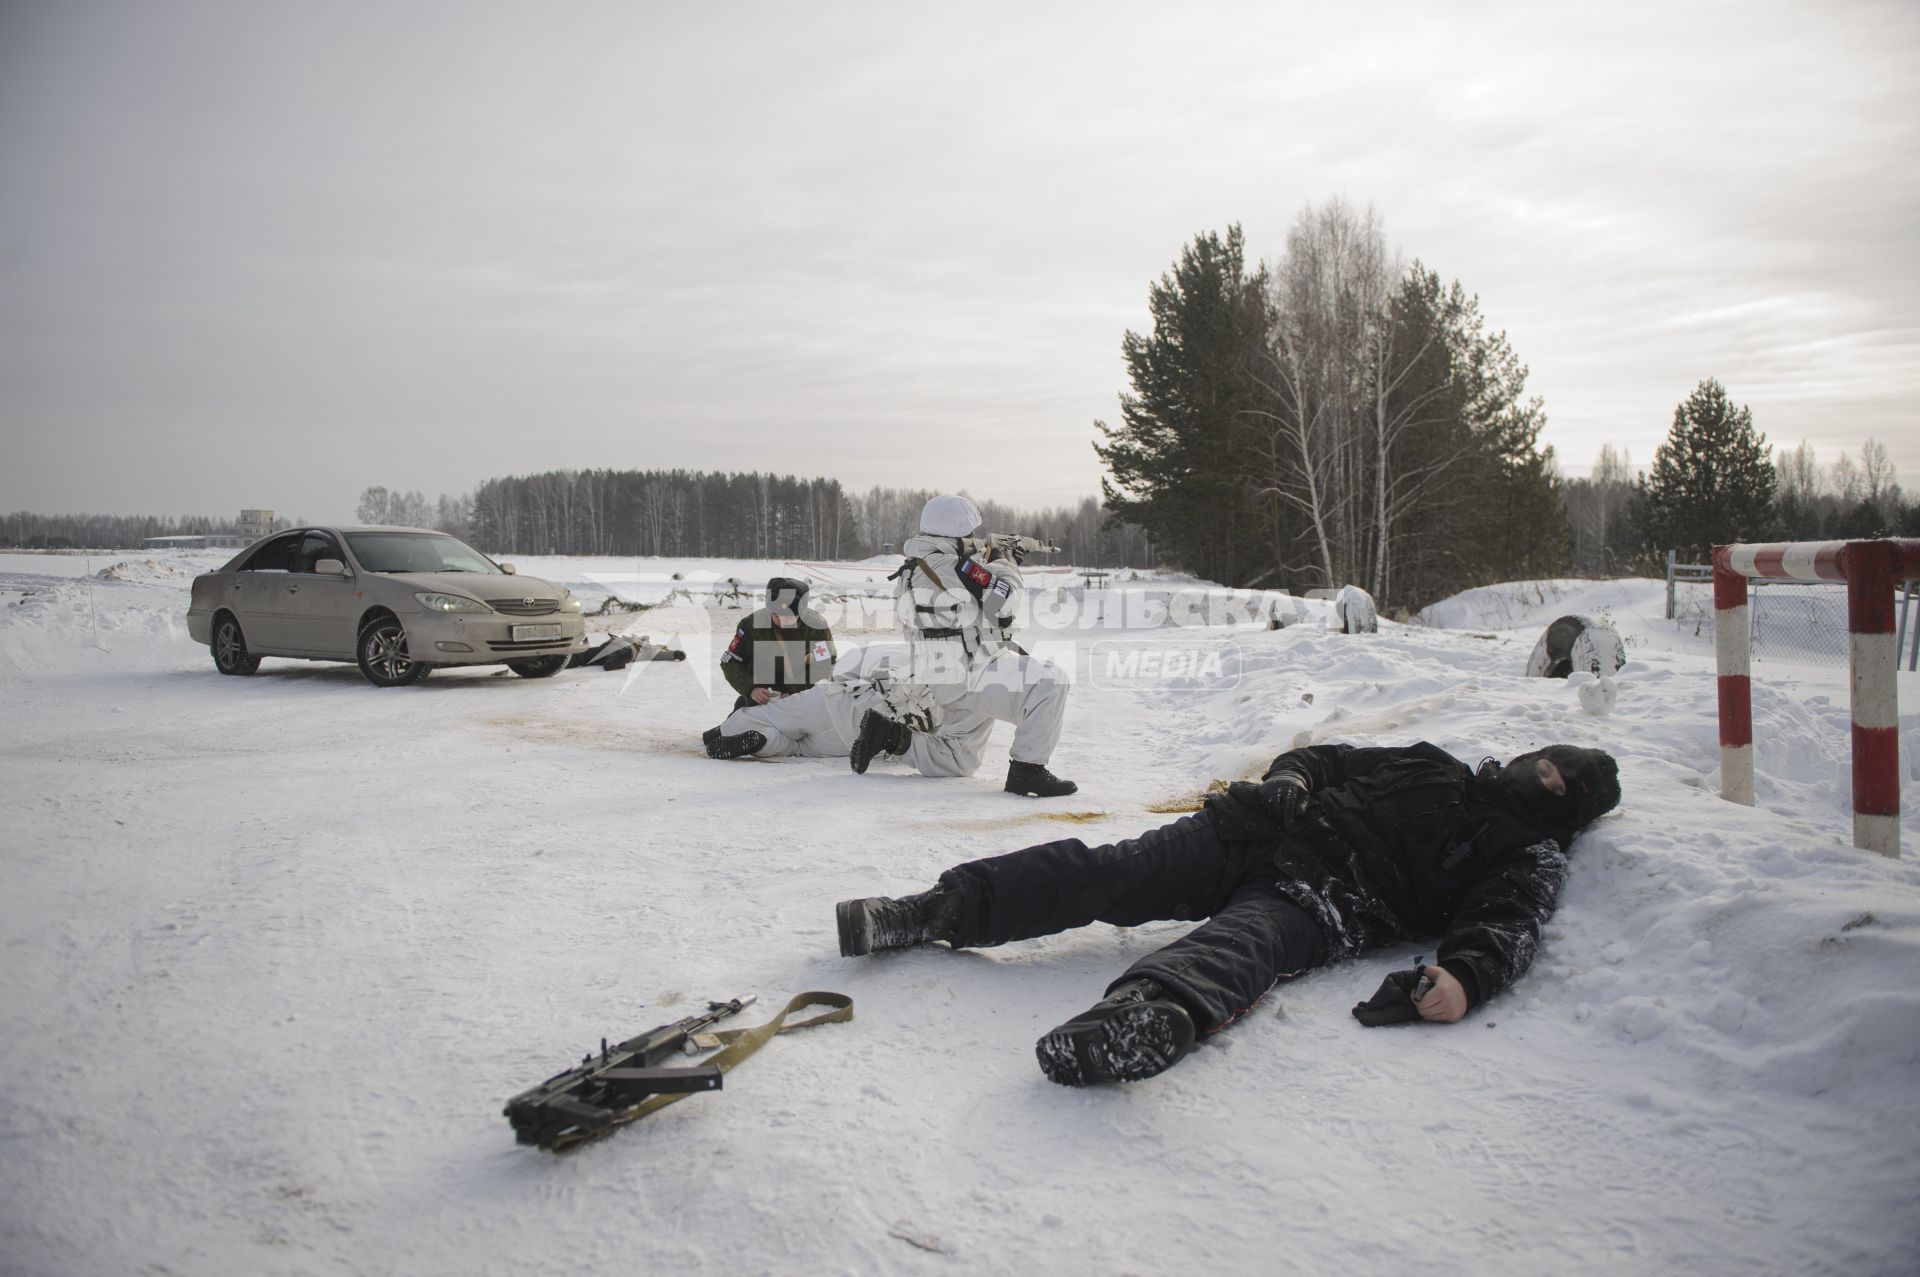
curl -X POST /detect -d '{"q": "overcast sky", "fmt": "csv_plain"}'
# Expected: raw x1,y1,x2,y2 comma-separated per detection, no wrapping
2,0,1915,523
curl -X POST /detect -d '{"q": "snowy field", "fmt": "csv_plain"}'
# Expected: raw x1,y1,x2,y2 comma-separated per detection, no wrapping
2,551,1918,1276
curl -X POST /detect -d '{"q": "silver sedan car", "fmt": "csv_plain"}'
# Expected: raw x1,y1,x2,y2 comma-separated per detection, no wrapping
187,526,587,686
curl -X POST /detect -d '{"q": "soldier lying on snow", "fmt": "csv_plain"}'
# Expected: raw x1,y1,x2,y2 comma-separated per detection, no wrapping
702,495,1077,798
836,740,1622,1085
566,633,685,671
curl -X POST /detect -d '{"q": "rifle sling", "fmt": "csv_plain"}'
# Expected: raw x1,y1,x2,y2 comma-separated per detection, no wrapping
588,991,853,1132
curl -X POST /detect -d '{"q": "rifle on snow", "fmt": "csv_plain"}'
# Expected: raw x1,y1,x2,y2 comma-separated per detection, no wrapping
503,992,852,1153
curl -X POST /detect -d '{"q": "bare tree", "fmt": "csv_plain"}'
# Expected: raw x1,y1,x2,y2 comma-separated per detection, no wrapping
356,486,392,524
1250,201,1374,586
1860,438,1899,514
1776,441,1819,501
1249,201,1457,599
1830,451,1862,505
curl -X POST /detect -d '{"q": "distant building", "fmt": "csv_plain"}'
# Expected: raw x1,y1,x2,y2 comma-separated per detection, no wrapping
139,509,271,551
143,533,251,550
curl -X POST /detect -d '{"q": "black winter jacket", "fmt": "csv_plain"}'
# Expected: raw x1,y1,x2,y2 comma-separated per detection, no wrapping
1204,741,1573,1009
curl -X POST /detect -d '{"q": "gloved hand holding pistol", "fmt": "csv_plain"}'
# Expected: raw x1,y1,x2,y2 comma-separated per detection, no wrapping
1351,958,1469,1026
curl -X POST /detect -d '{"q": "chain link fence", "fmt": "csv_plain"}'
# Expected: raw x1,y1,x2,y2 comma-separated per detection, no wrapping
1666,550,1920,670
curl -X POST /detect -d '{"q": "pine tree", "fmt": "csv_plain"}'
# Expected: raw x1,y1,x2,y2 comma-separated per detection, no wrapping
1094,227,1270,586
1636,378,1776,562
1375,269,1569,607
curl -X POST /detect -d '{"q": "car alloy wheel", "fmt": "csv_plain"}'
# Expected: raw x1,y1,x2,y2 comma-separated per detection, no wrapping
357,617,429,687
213,615,261,676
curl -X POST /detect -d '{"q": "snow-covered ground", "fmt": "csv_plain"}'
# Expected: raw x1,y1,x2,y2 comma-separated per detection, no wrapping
2,553,1917,1276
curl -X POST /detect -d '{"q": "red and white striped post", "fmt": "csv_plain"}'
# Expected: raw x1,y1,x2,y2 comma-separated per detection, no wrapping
1713,538,1918,858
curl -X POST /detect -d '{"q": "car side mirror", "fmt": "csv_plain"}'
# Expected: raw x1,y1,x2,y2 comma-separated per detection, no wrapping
315,558,348,576
499,563,517,575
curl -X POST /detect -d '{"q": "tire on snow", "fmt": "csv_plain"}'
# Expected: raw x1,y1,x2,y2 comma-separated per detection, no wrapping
1525,614,1626,679
1268,594,1304,630
1331,585,1377,634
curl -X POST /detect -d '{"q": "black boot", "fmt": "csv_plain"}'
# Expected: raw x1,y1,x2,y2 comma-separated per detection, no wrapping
849,710,913,774
1005,760,1077,797
1034,979,1196,1086
702,726,767,760
836,887,960,957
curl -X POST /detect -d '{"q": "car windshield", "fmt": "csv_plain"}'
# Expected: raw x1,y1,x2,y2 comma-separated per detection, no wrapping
345,532,502,575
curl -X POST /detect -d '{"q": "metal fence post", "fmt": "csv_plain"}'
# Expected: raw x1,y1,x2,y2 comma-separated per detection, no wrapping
1909,582,1920,672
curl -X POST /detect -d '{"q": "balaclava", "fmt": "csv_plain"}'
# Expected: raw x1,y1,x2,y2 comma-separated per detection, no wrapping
1478,744,1621,833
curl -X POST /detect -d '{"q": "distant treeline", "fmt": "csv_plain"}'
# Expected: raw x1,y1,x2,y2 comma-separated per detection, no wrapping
413,470,1162,566
1,510,297,551
5,474,1163,565
1559,433,1917,577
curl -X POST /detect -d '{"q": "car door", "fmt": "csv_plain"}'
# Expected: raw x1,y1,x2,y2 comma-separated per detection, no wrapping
279,531,359,656
229,532,301,650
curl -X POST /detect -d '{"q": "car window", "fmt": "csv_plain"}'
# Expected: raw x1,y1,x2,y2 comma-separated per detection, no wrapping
294,532,344,574
239,533,301,573
344,532,501,574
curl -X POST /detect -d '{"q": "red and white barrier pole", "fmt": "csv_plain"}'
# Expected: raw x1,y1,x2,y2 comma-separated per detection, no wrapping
1848,540,1903,857
1713,545,1755,805
1715,537,1916,858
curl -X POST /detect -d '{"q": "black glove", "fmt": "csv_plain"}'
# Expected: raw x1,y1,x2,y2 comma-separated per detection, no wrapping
1224,774,1309,831
671,649,687,661
1351,964,1432,1027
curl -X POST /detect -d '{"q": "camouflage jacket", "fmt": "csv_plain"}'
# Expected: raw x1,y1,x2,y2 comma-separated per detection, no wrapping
720,607,837,699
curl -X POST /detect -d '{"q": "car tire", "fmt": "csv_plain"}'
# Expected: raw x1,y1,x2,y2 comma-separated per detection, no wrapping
508,655,569,679
212,612,262,676
356,615,430,687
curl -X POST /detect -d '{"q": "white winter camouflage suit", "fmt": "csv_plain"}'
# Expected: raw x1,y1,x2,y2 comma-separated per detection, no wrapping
887,531,1069,771
717,533,1069,775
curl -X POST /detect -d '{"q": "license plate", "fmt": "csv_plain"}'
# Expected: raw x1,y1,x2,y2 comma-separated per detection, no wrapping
511,623,562,641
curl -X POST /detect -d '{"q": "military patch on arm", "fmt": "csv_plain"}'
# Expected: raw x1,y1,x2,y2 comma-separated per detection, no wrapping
811,640,832,662
722,626,746,662
959,558,993,595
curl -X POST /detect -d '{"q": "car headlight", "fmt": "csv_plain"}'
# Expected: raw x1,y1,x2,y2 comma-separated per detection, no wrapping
559,588,582,613
414,592,489,613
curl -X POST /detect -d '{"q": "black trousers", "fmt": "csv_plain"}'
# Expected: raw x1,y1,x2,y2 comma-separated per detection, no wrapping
937,810,1328,1033
566,639,620,670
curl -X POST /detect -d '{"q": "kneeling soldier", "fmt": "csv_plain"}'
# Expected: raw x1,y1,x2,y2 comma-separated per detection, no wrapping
720,577,837,710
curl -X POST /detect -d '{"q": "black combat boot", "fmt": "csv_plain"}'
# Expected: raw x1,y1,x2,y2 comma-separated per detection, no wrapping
849,710,913,775
702,726,767,760
1034,978,1196,1086
836,887,961,957
1005,760,1078,797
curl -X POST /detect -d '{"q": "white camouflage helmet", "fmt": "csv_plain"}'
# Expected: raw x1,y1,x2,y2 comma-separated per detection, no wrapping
920,494,982,537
